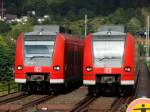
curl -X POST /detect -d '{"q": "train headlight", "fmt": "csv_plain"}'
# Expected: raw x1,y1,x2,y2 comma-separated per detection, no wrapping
86,66,92,72
124,67,131,72
17,65,23,70
53,66,60,71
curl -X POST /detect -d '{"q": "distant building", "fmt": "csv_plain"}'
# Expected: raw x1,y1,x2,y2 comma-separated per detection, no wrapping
5,14,17,20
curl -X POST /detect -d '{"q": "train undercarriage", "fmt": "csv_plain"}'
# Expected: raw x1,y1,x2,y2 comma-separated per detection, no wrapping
87,75,134,96
21,79,82,94
21,81,68,94
88,84,134,97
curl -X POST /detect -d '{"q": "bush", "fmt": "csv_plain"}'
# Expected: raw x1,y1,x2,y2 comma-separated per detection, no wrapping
0,21,11,33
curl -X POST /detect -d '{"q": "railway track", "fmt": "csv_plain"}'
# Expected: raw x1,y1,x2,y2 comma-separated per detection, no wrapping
36,87,133,112
0,92,28,105
0,87,134,112
37,96,95,112
37,96,132,112
36,87,88,111
110,96,133,112
15,95,56,112
70,96,96,112
135,62,150,98
0,94,56,112
71,97,119,112
71,96,133,112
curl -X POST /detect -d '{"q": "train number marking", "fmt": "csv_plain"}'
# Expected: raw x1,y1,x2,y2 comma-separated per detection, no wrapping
34,67,42,72
104,68,112,73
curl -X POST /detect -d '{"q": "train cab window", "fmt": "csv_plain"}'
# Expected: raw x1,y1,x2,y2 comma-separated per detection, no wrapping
25,45,50,54
24,41,54,66
93,35,125,68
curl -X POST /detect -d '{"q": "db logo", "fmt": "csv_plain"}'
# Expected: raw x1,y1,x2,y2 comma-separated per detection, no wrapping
126,97,150,112
34,66,42,72
104,68,112,74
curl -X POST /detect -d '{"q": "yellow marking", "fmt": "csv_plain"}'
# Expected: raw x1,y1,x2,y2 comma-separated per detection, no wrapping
127,98,150,112
131,103,150,112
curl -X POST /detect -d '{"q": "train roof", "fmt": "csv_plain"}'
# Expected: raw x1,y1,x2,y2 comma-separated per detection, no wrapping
92,31,126,40
97,25,125,32
24,31,56,36
33,25,60,32
24,25,71,36
92,31,126,36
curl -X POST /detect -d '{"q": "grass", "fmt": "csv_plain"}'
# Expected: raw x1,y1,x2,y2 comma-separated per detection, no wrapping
0,81,20,96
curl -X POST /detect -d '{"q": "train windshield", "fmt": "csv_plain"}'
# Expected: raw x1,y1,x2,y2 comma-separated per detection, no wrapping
24,41,54,66
93,35,125,67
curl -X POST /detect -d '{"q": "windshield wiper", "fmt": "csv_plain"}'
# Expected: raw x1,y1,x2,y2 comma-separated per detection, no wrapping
30,56,50,59
98,57,109,61
96,56,120,61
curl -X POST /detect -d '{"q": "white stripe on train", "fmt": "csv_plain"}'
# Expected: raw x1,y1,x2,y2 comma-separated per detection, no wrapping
83,80,134,85
121,80,134,85
15,79,65,84
83,80,96,85
15,79,26,83
50,79,64,84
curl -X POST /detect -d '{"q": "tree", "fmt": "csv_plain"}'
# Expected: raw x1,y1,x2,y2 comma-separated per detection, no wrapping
0,21,11,34
0,37,13,80
108,8,129,24
127,17,142,34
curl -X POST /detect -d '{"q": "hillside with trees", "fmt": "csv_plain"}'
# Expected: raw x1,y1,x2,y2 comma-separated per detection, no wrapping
3,0,150,35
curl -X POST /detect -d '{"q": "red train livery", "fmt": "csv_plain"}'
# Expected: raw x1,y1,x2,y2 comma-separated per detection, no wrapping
14,26,83,93
83,30,135,95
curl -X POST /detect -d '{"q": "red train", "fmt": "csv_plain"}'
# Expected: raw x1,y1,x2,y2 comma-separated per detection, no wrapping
83,29,135,96
14,25,83,93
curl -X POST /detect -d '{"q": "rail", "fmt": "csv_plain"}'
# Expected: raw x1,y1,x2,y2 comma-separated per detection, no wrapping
70,96,96,112
0,95,56,111
134,62,150,98
0,92,27,105
15,95,56,112
71,96,131,112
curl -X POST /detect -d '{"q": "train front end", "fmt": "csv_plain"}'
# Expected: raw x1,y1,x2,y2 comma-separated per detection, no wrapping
83,31,135,95
15,31,62,92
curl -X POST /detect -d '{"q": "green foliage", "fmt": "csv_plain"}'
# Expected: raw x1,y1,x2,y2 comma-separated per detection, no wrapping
0,21,33,81
69,19,85,36
147,62,150,70
108,8,129,24
32,0,49,16
0,37,13,80
0,21,11,34
88,17,106,33
42,18,51,25
3,0,150,34
5,0,150,18
134,9,145,27
127,17,142,34
28,17,38,25
6,22,33,40
0,81,20,96
138,44,146,56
